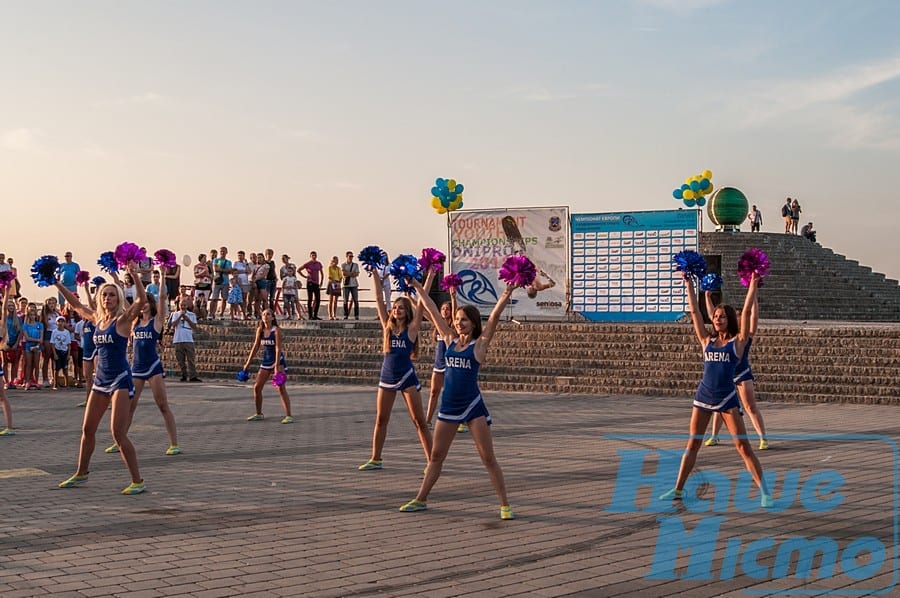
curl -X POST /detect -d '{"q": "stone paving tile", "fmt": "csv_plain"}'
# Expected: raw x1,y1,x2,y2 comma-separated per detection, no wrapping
1,384,898,597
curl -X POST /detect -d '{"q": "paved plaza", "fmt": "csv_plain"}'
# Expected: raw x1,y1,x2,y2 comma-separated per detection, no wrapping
1,382,897,597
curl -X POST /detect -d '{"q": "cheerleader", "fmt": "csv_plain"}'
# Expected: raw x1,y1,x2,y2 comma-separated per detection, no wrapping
659,273,772,508
399,275,515,520
704,291,768,450
424,288,456,429
357,268,433,471
0,283,15,435
241,308,293,423
56,262,148,495
104,281,179,455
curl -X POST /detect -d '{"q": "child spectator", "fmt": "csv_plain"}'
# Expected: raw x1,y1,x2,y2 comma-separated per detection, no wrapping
50,316,72,389
282,268,300,320
228,273,244,320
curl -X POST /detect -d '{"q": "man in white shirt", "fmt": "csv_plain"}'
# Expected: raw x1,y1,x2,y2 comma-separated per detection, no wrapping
169,295,201,382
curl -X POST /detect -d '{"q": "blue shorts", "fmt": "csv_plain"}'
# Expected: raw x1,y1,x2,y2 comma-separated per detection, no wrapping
260,353,287,371
437,394,492,425
379,368,421,392
693,387,743,414
734,366,754,385
133,359,164,381
92,371,135,398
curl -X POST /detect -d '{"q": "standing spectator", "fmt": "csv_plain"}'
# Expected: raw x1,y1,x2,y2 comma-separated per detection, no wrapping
279,254,296,280
0,254,7,275
299,251,324,320
146,271,162,301
341,251,360,320
6,258,20,299
253,253,271,319
326,256,342,320
227,273,244,320
2,296,23,389
790,199,802,234
164,263,181,311
57,252,81,306
40,297,63,387
137,248,153,287
122,273,137,304
375,253,392,307
209,246,233,320
801,222,817,243
233,251,251,319
192,253,212,319
781,198,793,233
0,284,14,434
747,205,763,233
246,253,259,319
50,316,72,389
21,303,43,390
264,249,278,310
281,265,300,320
169,295,202,382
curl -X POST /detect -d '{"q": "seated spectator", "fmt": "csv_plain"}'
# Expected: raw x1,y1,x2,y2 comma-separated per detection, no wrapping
801,221,817,243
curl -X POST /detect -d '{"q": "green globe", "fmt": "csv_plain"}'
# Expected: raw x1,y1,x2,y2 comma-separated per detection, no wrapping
707,187,749,232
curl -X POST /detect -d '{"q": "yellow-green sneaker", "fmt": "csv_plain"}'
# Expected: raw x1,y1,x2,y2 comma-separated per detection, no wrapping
703,436,718,447
0,428,15,436
165,445,181,456
399,499,427,512
280,416,295,424
246,413,264,421
121,480,145,495
59,473,89,488
457,423,469,433
358,459,383,471
759,439,769,450
659,488,684,501
500,505,515,520
104,444,120,454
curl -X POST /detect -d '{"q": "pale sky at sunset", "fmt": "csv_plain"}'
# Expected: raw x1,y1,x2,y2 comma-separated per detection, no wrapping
3,0,899,300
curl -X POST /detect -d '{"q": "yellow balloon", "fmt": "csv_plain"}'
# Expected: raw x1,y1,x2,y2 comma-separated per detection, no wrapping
683,190,695,199
702,169,712,179
685,177,693,185
448,179,457,191
436,205,447,214
431,197,441,209
449,199,462,211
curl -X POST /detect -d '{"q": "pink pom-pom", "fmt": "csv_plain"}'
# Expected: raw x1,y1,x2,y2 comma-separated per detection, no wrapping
418,248,446,271
75,270,90,285
153,249,177,269
498,255,537,288
271,371,287,387
737,248,770,287
114,242,147,267
440,274,463,291
0,270,16,290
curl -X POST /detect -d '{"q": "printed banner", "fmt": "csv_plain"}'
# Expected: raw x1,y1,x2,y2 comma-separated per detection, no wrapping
570,209,699,322
450,207,569,318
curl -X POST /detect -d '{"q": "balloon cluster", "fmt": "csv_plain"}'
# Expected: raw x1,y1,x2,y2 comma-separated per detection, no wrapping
31,255,60,288
75,270,90,285
0,270,16,290
154,249,177,269
737,248,770,287
98,251,118,274
358,245,388,272
672,250,708,281
430,178,464,214
236,369,250,382
440,274,463,291
271,371,287,387
114,242,147,268
498,255,537,288
672,169,713,208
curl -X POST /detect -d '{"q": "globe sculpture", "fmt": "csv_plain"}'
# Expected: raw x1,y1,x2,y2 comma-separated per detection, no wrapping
707,187,749,232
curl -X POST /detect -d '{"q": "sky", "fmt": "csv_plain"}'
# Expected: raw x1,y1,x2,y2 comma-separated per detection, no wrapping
3,0,900,300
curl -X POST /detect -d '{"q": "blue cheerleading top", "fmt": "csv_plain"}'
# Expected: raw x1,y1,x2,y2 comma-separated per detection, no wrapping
433,332,447,372
92,319,132,393
380,329,415,382
131,320,161,377
440,340,482,409
82,320,96,359
733,336,753,381
693,337,739,410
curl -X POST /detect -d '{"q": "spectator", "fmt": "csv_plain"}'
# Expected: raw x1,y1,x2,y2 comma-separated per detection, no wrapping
281,266,300,320
192,253,212,319
279,254,296,280
146,271,162,301
264,249,278,310
781,198,793,233
374,252,392,307
801,222,817,243
748,205,763,233
233,251,251,319
299,251,324,320
6,258,19,298
164,262,181,311
169,295,201,382
326,256,342,320
209,246,233,320
790,199,802,234
0,254,7,275
50,316,72,389
341,251,360,320
253,252,271,319
2,295,23,390
227,273,244,320
57,251,81,306
137,248,154,286
246,253,259,319
122,273,137,304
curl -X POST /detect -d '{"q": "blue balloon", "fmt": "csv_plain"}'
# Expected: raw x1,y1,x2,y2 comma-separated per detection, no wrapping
696,197,707,207
435,178,446,187
673,188,683,199
700,178,710,189
690,180,701,192
454,184,464,193
441,196,452,208
681,184,690,191
431,186,441,196
683,198,697,208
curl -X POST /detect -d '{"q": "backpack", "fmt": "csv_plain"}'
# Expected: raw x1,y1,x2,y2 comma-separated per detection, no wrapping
781,204,790,217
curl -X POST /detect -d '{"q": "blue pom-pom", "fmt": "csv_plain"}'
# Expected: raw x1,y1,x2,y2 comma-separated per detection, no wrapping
236,369,250,382
672,250,707,280
700,273,723,292
358,245,387,271
31,255,60,288
389,254,423,294
98,251,118,274
91,276,106,288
